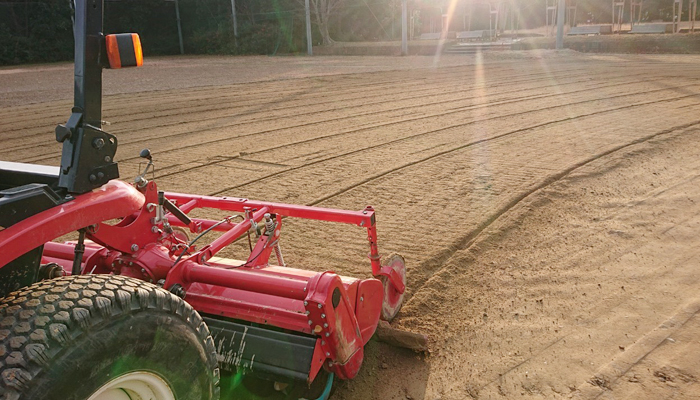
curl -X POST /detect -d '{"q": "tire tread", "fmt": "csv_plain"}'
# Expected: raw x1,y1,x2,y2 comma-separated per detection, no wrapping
0,275,220,400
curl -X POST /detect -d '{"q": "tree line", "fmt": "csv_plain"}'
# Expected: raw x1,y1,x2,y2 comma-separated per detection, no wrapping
0,0,696,65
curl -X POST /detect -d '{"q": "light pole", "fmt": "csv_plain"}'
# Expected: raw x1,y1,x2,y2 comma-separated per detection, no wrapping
230,0,238,39
174,0,184,54
401,0,408,55
305,0,313,55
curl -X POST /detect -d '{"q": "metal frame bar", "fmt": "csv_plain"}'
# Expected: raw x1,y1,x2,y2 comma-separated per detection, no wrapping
162,192,385,277
612,0,625,33
630,0,643,27
673,0,684,33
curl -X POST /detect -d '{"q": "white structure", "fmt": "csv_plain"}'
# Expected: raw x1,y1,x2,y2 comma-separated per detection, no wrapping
673,0,683,33
630,0,643,26
612,0,625,33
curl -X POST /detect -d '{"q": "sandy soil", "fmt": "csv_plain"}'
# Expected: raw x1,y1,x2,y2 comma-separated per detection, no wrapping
2,52,700,399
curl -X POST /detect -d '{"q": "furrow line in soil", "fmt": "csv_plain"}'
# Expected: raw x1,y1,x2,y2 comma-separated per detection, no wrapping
0,63,592,123
199,88,700,196
19,75,656,164
0,64,607,140
112,77,684,171
401,119,700,306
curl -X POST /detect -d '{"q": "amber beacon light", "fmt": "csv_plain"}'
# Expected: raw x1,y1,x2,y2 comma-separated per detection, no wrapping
105,33,143,69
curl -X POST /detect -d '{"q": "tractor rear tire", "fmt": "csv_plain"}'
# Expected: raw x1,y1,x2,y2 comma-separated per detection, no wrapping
0,274,220,400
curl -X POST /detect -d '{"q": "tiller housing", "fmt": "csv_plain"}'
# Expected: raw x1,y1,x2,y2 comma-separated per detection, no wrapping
0,1,406,398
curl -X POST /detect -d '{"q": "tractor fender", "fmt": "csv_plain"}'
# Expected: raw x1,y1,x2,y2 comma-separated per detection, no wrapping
0,180,143,269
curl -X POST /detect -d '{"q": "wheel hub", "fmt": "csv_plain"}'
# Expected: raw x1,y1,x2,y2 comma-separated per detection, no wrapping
87,371,175,400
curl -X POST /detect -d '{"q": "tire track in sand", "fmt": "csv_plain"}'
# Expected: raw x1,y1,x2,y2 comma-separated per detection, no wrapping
401,119,700,306
203,89,700,197
0,69,606,155
18,73,651,164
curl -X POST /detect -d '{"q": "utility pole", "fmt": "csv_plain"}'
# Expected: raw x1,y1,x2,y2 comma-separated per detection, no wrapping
556,0,565,49
174,0,184,54
305,0,313,55
401,0,408,55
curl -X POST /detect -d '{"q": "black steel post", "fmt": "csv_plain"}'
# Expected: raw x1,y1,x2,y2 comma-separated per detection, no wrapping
74,0,103,127
57,0,119,194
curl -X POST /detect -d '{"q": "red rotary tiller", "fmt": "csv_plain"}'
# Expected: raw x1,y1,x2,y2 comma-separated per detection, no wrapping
0,2,406,399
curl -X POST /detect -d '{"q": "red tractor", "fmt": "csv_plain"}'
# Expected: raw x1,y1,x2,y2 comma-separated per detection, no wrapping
0,2,406,399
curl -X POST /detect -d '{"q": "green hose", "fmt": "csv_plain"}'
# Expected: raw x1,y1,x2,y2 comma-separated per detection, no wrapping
314,373,334,400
